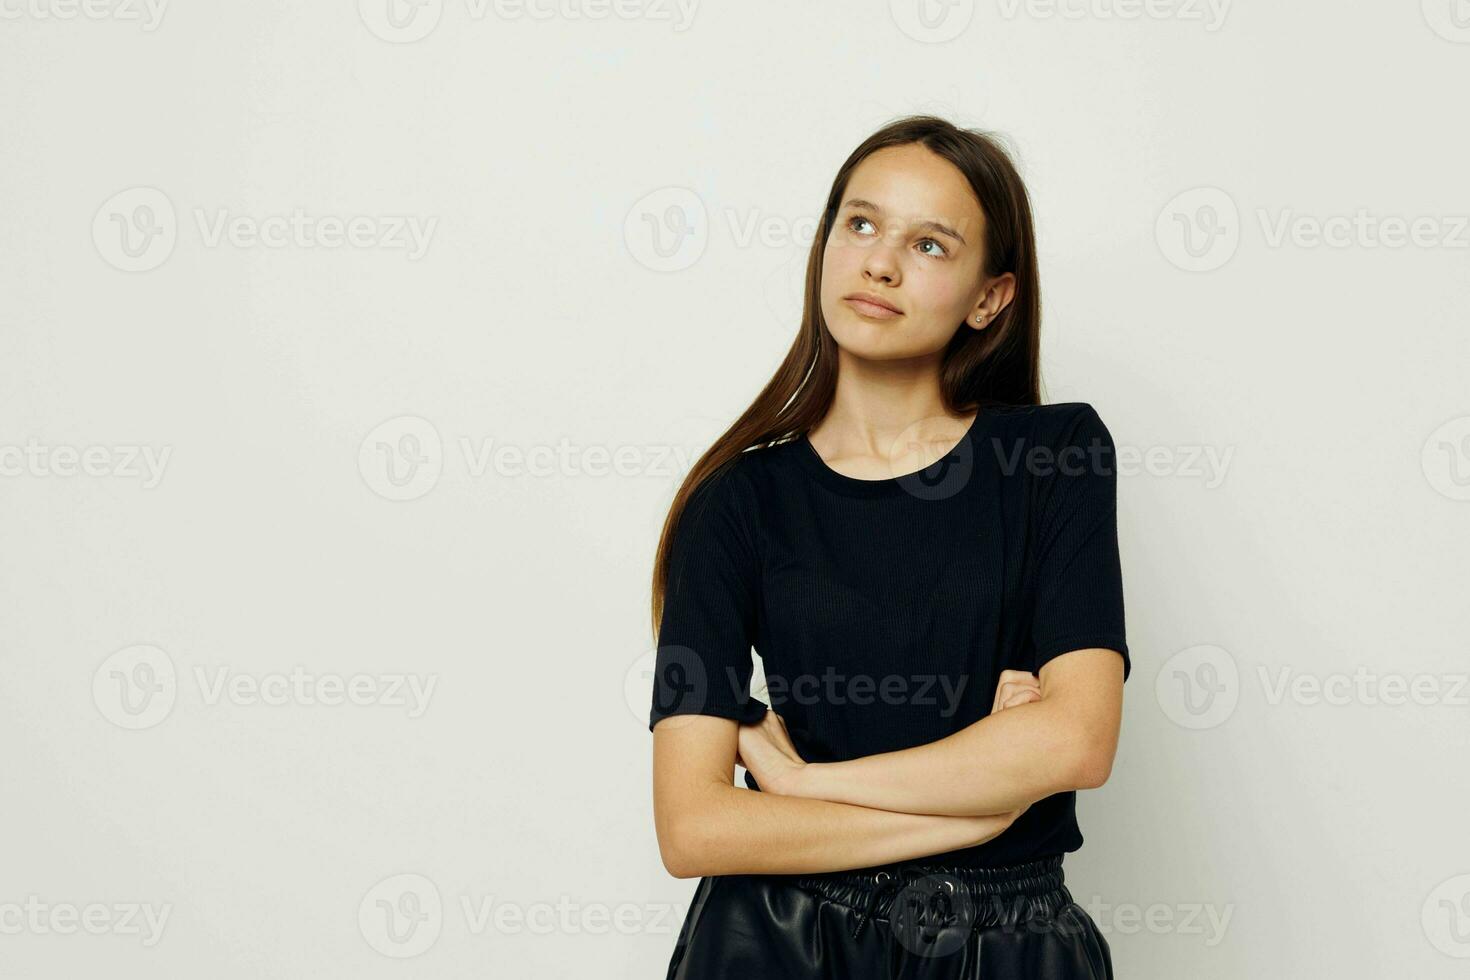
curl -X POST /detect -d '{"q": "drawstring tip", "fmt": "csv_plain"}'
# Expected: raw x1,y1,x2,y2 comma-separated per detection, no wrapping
851,869,896,940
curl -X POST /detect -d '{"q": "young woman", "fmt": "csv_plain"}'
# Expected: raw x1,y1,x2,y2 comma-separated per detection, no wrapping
647,115,1129,979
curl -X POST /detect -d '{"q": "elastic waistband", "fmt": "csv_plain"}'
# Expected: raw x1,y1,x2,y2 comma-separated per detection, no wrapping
785,854,1071,939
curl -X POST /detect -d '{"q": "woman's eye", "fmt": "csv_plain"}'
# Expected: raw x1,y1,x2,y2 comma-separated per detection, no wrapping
847,216,946,258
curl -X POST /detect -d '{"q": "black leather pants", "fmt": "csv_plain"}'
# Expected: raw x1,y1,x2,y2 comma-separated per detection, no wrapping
662,854,1113,979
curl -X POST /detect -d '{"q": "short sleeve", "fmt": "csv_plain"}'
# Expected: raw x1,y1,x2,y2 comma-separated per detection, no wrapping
1027,404,1131,681
649,461,770,731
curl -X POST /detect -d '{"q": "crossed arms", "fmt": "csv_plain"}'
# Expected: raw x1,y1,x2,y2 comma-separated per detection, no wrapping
651,648,1124,878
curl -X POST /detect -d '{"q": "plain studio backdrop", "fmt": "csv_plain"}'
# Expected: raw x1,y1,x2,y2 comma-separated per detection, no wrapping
2,2,1468,977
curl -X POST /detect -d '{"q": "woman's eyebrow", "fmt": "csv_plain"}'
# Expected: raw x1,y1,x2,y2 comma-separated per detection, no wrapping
841,197,968,246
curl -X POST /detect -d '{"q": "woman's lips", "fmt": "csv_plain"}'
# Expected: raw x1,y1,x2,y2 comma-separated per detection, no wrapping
843,297,903,319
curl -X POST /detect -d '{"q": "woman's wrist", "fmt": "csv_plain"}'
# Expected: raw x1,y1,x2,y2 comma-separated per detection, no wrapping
761,757,804,798
772,759,825,801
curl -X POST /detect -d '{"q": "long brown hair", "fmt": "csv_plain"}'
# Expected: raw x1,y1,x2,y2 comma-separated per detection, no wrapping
650,114,1045,635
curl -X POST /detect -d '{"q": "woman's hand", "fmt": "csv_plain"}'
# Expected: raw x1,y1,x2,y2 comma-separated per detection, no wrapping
736,708,807,797
736,670,1041,827
992,668,1041,714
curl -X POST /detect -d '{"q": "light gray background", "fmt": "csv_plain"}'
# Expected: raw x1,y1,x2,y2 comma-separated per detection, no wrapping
3,1,1468,977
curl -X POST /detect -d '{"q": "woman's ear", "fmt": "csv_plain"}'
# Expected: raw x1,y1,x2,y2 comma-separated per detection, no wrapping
971,272,1018,327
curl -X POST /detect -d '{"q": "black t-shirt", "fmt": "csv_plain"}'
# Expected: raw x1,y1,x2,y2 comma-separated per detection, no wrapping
649,401,1130,869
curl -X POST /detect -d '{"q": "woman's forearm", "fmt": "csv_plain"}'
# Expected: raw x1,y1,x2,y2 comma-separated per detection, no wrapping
667,781,1017,878
781,698,1090,818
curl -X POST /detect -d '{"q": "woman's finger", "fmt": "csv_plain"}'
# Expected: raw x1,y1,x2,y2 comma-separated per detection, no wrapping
1001,689,1042,710
767,712,803,762
993,680,1040,714
994,685,1038,713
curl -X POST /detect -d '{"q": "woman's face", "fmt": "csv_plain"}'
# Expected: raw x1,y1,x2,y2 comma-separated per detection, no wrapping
819,143,1012,360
